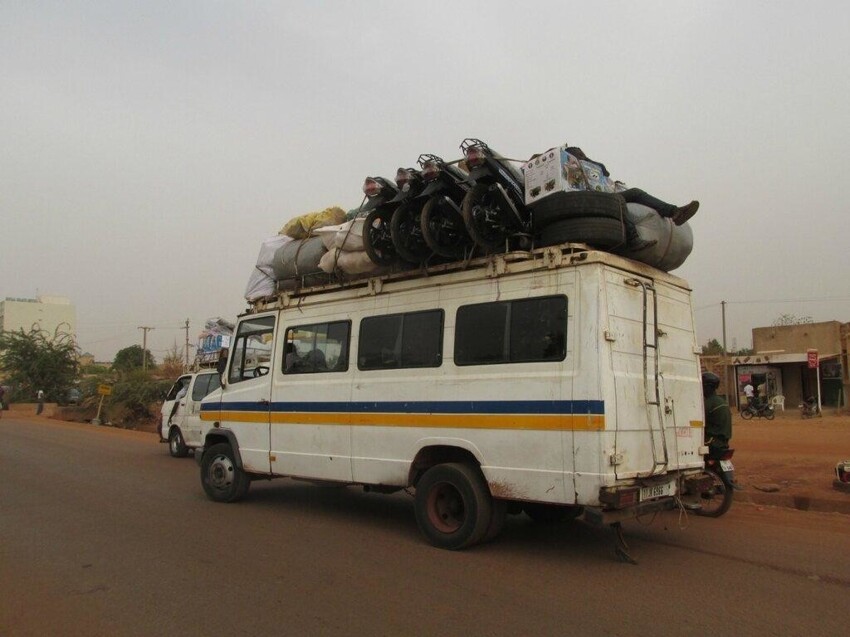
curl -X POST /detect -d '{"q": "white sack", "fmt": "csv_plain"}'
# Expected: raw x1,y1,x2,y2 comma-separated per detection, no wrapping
245,235,293,301
319,248,387,275
312,218,366,252
623,203,693,272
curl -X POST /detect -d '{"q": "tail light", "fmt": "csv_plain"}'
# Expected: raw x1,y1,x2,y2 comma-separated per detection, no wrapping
421,161,441,182
395,168,413,189
464,145,487,168
720,449,735,460
599,486,639,509
362,177,382,198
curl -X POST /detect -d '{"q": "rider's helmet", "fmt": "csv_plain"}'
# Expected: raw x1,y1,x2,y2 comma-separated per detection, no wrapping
702,372,720,394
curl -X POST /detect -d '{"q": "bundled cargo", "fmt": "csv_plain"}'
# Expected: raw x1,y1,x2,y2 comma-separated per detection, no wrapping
272,236,327,286
622,203,693,271
280,206,347,240
244,235,292,301
313,218,389,277
313,218,367,252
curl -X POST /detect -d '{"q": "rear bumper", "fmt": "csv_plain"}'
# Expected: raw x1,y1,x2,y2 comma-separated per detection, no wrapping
583,496,677,526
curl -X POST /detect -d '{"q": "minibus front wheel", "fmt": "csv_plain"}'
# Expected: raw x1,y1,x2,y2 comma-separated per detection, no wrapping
414,463,493,550
201,443,251,503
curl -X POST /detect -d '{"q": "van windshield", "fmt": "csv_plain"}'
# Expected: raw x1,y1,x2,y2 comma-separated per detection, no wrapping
229,315,275,383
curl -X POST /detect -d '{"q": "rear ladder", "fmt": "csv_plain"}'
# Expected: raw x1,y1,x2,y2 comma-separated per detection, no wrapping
626,277,668,475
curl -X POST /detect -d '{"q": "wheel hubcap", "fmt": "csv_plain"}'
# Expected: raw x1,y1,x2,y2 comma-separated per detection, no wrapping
208,454,234,490
427,482,465,533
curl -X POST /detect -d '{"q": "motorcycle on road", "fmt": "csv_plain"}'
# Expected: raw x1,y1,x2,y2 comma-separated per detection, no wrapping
683,448,736,517
740,400,775,420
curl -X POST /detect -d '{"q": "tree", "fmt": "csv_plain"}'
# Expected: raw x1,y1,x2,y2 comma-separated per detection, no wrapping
701,338,724,355
112,345,156,373
772,314,814,326
0,326,79,401
158,344,184,379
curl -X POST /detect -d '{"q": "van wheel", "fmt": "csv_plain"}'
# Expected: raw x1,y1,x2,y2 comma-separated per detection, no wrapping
414,463,493,550
201,443,250,503
168,428,189,458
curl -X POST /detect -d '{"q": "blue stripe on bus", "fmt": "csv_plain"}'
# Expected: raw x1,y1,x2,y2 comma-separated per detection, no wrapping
202,400,604,415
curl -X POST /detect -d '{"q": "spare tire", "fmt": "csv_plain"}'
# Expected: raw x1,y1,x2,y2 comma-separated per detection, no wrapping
537,216,626,249
531,191,626,230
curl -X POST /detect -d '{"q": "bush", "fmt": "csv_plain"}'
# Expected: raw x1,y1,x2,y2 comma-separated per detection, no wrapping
106,371,172,423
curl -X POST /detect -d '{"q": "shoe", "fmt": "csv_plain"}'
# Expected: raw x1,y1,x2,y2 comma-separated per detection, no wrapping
629,237,657,251
671,200,699,226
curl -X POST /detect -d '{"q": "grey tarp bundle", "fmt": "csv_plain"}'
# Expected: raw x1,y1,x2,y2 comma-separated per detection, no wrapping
620,203,693,272
272,237,328,289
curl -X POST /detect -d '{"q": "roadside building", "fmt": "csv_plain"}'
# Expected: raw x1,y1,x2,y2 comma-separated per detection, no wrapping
0,296,77,340
729,321,848,410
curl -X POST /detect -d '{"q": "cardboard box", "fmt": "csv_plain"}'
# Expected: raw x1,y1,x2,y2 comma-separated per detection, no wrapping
523,146,613,206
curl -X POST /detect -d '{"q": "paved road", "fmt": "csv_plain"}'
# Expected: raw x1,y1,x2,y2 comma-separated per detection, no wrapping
1,416,848,636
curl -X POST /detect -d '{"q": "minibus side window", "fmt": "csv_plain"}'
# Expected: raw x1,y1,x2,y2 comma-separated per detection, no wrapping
358,310,443,370
228,315,276,384
455,296,567,365
283,321,351,374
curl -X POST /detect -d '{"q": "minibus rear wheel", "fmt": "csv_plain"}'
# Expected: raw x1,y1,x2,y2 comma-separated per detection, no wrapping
201,443,250,503
414,463,493,550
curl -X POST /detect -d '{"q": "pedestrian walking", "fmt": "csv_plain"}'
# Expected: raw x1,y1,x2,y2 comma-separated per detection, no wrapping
36,389,45,415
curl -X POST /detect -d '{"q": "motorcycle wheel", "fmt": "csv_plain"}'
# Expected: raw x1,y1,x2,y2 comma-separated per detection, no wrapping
765,408,775,421
694,468,733,518
462,183,514,253
362,208,397,266
421,195,472,259
740,409,754,420
390,200,432,264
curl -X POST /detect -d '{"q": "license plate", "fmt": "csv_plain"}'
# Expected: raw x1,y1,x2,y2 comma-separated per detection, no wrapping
719,460,734,472
640,479,676,501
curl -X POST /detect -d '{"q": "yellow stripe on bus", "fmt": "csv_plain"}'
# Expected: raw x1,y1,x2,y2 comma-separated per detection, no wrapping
202,410,605,431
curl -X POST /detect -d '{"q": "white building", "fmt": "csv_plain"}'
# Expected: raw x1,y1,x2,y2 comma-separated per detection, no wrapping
0,296,77,340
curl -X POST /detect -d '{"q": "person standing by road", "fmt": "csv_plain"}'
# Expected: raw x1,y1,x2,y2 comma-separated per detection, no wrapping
703,372,732,455
0,385,5,419
36,389,45,415
743,382,755,408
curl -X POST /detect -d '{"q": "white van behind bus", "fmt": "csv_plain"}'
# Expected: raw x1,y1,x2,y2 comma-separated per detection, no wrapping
197,246,709,550
160,370,221,457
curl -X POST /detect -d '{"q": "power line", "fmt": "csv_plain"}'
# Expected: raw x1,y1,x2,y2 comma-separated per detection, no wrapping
695,295,850,312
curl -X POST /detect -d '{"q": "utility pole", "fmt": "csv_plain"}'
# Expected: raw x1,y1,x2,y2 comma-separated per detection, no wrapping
721,301,727,355
138,326,154,372
183,319,190,370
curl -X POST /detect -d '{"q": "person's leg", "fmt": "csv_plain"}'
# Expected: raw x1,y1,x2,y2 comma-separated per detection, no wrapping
621,188,699,225
619,188,677,217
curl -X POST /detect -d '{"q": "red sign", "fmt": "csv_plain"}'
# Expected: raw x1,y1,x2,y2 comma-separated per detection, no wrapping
807,349,819,369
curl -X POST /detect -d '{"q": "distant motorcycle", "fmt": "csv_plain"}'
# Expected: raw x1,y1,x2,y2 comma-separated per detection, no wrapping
740,399,775,420
799,396,820,419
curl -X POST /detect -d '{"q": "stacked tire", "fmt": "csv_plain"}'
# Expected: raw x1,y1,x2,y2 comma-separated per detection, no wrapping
531,191,628,250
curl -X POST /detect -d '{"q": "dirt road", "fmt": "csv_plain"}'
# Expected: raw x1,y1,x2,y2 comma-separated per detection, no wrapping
1,414,848,636
731,410,850,512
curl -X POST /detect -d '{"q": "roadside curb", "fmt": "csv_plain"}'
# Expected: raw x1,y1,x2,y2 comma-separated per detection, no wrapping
735,489,850,515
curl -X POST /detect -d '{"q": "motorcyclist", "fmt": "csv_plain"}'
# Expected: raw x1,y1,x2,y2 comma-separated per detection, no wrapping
703,372,732,457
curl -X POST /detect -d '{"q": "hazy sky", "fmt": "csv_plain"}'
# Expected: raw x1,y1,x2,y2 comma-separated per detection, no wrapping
2,1,849,361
